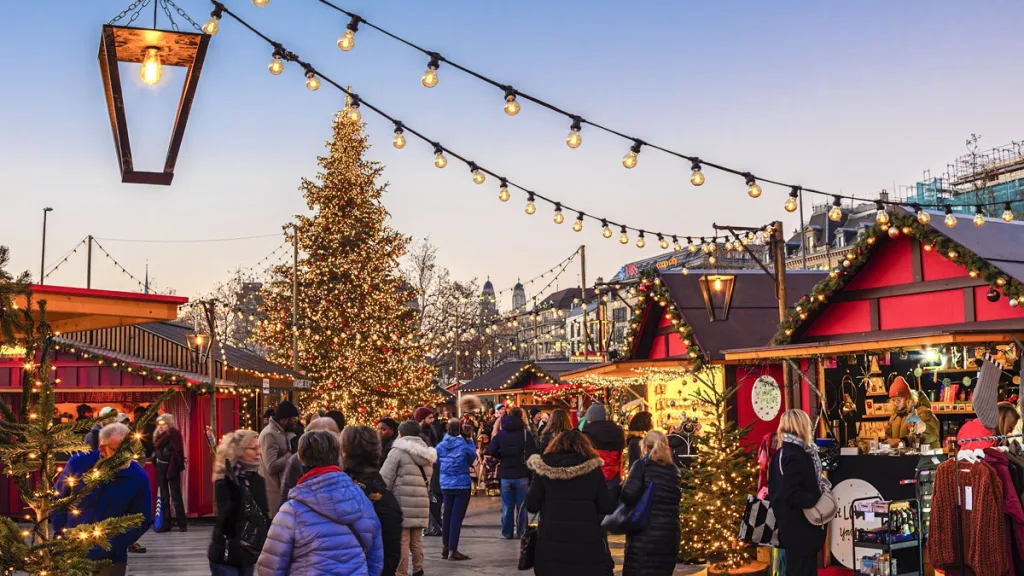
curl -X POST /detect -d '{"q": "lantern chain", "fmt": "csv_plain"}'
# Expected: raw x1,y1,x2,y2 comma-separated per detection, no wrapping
164,0,204,32
159,0,180,31
108,0,152,26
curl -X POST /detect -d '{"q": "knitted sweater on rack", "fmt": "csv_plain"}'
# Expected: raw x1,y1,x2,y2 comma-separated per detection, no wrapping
928,458,1009,576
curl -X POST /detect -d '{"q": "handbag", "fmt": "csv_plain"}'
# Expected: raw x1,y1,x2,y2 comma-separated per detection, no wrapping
517,513,539,570
737,494,778,547
776,451,838,526
601,458,655,535
237,474,269,554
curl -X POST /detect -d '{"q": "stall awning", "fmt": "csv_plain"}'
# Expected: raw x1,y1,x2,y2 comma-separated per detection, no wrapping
55,338,212,385
724,324,1024,362
18,285,187,334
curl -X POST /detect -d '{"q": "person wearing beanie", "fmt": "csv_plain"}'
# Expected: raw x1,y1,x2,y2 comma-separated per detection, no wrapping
260,401,300,519
413,407,443,536
487,406,538,539
884,376,940,449
381,420,437,576
377,417,400,468
582,403,626,497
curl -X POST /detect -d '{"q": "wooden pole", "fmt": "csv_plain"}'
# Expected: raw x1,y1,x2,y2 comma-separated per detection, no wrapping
772,221,792,410
86,235,93,289
580,245,593,357
205,301,218,439
292,226,299,403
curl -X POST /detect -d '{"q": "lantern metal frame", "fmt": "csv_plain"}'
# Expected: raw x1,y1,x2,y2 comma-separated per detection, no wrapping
98,24,210,185
698,274,736,322
185,332,213,365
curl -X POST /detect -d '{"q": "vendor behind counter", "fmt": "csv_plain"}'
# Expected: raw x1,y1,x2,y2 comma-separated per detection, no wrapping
884,376,941,450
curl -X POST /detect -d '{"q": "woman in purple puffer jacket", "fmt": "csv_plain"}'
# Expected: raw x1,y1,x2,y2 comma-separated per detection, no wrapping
256,430,383,576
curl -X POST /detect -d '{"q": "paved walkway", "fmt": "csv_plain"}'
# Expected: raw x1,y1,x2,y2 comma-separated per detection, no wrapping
127,496,706,575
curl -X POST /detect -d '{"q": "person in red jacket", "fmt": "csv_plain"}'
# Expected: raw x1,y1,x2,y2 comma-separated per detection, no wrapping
582,403,625,497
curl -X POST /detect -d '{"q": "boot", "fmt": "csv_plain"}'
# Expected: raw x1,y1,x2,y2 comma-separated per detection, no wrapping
442,546,449,560
450,550,471,561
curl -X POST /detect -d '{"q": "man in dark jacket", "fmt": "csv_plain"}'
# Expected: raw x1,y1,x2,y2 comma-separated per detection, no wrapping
377,417,399,468
487,407,537,538
414,407,443,536
581,403,625,498
53,423,152,576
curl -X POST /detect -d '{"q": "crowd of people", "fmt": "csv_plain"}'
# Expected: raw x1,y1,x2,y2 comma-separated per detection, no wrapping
51,398,702,576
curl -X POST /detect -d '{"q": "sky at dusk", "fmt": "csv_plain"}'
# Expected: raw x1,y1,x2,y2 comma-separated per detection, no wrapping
2,1,1023,309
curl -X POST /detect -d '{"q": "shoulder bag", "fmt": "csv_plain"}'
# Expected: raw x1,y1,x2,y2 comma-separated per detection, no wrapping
738,454,779,547
779,450,838,526
237,475,270,554
601,458,654,534
517,513,540,570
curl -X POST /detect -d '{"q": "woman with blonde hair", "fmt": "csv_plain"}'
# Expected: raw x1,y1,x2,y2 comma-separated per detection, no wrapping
769,409,825,576
209,429,268,576
620,430,681,576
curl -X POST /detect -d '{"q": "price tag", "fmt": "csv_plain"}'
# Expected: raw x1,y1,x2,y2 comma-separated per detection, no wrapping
965,486,973,511
864,511,875,522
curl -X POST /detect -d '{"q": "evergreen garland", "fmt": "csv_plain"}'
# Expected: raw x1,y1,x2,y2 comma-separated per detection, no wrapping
622,269,706,371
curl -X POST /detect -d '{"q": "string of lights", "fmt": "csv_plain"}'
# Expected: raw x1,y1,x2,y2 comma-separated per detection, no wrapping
42,238,89,280
202,1,756,247
94,232,282,244
91,240,148,291
236,240,289,279
269,0,1023,225
478,249,578,303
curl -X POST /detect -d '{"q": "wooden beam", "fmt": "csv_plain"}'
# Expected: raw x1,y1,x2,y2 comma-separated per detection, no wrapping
910,237,924,283
833,276,986,302
964,287,976,323
724,332,1024,361
869,299,880,332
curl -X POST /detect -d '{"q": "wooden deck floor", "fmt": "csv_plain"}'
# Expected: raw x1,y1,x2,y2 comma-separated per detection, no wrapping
124,497,706,575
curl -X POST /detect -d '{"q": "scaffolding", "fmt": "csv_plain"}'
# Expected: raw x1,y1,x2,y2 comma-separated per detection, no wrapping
912,140,1024,216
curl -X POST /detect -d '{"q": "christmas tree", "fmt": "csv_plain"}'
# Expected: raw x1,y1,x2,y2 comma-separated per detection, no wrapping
256,108,433,422
678,376,757,571
0,246,170,575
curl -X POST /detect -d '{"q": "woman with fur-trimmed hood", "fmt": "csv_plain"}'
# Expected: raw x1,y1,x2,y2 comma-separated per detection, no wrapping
526,429,615,576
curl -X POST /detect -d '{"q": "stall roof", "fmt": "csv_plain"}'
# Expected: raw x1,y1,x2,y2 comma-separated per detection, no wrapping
19,285,187,334
55,337,211,385
919,208,1024,284
459,360,597,392
139,321,303,379
639,269,827,361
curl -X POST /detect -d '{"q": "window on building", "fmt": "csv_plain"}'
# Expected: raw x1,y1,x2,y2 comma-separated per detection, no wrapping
835,229,845,248
612,307,627,323
805,231,816,252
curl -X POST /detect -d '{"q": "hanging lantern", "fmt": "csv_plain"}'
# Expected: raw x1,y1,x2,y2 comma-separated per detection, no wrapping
697,274,736,322
98,23,211,185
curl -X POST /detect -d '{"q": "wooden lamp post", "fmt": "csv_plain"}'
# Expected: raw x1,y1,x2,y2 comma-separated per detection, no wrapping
98,12,211,185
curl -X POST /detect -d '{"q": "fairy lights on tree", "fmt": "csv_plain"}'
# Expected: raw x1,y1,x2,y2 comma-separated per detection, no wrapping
255,109,432,422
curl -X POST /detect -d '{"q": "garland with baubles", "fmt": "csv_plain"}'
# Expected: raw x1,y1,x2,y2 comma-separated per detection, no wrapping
622,269,706,371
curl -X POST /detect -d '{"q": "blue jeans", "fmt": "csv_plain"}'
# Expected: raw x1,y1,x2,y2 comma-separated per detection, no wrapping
209,562,254,576
442,489,472,551
500,478,529,538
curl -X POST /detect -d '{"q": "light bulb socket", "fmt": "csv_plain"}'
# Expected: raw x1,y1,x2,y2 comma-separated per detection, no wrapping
789,187,800,200
690,159,702,172
503,87,517,102
349,94,361,108
210,5,224,19
468,161,480,173
432,143,444,156
570,116,582,132
554,203,562,213
912,203,922,212
393,121,404,135
426,52,441,70
346,15,362,32
832,196,842,207
945,205,953,215
976,205,983,216
743,172,756,186
630,140,643,154
875,200,885,211
527,193,535,203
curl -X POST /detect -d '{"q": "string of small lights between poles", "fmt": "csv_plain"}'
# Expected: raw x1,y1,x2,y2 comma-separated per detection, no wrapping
479,249,578,303
212,0,1022,230
201,2,782,249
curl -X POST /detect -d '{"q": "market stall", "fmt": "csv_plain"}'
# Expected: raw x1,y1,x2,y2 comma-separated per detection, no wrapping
725,207,1024,571
456,360,596,413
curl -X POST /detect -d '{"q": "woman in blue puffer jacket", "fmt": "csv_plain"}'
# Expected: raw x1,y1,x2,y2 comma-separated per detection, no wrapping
435,419,478,561
256,430,383,576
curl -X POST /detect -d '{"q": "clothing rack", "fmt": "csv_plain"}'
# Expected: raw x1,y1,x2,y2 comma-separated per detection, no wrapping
950,431,1024,574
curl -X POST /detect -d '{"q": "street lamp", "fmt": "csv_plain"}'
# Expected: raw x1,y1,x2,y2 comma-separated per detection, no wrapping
185,332,213,366
39,207,53,285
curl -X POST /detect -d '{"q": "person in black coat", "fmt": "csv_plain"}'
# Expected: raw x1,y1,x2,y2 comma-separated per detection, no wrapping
620,430,681,576
487,408,538,538
625,411,653,470
342,425,403,576
768,409,825,576
209,430,268,575
154,413,187,532
582,403,626,498
526,429,615,576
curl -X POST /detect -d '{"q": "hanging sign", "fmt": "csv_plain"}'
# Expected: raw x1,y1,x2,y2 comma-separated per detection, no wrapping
293,379,311,390
751,375,782,421
829,479,882,568
262,378,270,395
0,345,27,358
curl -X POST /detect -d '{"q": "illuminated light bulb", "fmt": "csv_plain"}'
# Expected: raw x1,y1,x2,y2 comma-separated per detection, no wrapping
433,148,447,169
525,194,537,215
1002,202,1014,223
252,0,269,6
472,168,486,185
974,205,985,227
888,227,900,239
659,235,670,250
602,221,613,239
140,46,163,85
337,29,356,52
422,54,440,88
875,201,889,225
969,270,979,278
498,180,511,202
687,239,698,253
682,267,689,276
828,197,843,222
784,188,799,212
346,101,362,123
567,117,583,148
944,206,957,228
619,227,629,244
636,233,646,249
503,91,520,116
709,255,717,265
572,214,584,232
623,140,642,169
690,160,705,186
268,54,285,75
305,72,320,91
713,277,723,292
744,174,762,198
392,126,406,149
672,237,682,252
553,206,564,225
914,204,930,224
202,15,220,35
